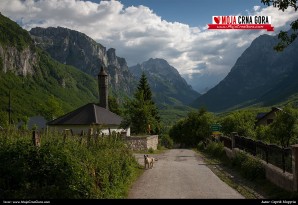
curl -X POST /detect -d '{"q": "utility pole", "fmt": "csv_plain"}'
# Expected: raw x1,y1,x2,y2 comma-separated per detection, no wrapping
8,91,12,125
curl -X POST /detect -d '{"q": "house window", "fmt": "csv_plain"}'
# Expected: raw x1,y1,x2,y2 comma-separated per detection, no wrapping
267,119,273,125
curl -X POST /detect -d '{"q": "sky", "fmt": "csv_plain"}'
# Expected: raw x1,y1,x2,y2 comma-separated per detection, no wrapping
0,0,297,93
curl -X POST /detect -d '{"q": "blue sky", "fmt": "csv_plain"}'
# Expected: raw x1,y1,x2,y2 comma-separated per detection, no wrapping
0,0,297,93
117,0,267,27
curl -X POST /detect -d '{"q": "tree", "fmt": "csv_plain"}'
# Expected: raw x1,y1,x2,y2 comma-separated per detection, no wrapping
136,72,152,101
135,73,161,129
261,0,298,51
220,110,256,137
121,73,161,135
169,108,215,147
43,95,64,120
255,125,271,143
269,104,298,147
108,95,122,116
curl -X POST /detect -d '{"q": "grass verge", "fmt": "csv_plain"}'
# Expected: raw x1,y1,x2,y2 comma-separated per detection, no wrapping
195,142,298,199
194,149,264,199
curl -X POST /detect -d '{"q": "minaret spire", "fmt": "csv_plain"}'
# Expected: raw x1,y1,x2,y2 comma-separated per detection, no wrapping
98,65,108,109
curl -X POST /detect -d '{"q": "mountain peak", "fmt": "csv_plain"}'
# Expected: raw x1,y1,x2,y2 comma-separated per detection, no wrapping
148,57,167,63
140,58,181,77
146,58,171,67
129,58,200,106
191,31,298,112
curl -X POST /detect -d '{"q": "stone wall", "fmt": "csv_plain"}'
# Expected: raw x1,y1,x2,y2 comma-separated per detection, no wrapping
224,147,294,191
262,162,293,192
125,135,158,151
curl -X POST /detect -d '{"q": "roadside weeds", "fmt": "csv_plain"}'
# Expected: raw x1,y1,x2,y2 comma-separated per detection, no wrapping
195,149,298,199
195,149,266,199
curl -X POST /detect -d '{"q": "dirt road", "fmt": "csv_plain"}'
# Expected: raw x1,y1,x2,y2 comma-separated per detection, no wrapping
128,149,244,199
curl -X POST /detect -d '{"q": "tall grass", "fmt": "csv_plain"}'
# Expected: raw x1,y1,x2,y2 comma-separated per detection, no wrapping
0,128,140,199
198,140,265,181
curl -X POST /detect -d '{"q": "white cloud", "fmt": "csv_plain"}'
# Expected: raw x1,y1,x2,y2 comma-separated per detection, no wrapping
254,6,261,11
0,0,297,93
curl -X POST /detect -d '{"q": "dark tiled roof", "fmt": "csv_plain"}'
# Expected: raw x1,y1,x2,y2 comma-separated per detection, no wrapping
255,107,283,123
47,103,122,126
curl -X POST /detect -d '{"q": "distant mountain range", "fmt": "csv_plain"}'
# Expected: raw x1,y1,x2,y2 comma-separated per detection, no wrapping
29,26,199,107
2,11,297,122
0,13,198,126
191,31,298,112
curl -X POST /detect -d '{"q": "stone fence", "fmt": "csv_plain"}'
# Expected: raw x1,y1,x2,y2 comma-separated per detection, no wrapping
222,132,298,192
31,129,159,152
124,135,158,151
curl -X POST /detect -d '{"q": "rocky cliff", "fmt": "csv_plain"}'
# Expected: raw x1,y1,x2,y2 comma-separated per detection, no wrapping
30,27,136,97
0,45,38,76
0,13,38,76
0,13,98,123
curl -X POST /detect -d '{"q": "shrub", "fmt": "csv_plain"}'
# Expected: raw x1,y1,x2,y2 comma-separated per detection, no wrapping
197,141,205,151
231,151,265,181
219,110,256,137
0,129,140,199
231,151,248,168
205,141,225,159
169,109,215,147
157,144,163,150
0,140,94,199
159,134,173,149
148,147,154,153
240,156,265,180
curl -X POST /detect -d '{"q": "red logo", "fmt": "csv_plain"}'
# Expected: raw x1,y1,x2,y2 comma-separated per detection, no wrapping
208,16,274,31
214,16,220,24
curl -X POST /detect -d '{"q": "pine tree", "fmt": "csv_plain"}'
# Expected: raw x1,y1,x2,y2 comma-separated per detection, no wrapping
135,72,152,101
135,72,160,125
122,73,161,135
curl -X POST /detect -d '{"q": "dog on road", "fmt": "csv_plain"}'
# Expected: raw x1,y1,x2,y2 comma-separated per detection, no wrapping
144,154,158,169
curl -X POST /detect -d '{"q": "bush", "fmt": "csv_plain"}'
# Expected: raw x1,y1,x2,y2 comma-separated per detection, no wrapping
219,110,256,137
0,141,94,199
231,151,248,167
159,134,173,149
240,156,265,180
148,147,154,153
231,151,265,181
0,129,140,199
169,109,214,147
197,141,205,151
205,141,225,159
157,144,162,150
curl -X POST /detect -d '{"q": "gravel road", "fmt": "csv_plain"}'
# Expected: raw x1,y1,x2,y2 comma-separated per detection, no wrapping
128,149,244,199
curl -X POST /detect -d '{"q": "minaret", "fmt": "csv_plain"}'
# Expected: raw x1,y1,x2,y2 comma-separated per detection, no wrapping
98,66,108,110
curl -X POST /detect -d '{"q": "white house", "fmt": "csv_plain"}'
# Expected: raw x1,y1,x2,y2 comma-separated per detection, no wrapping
47,66,130,136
